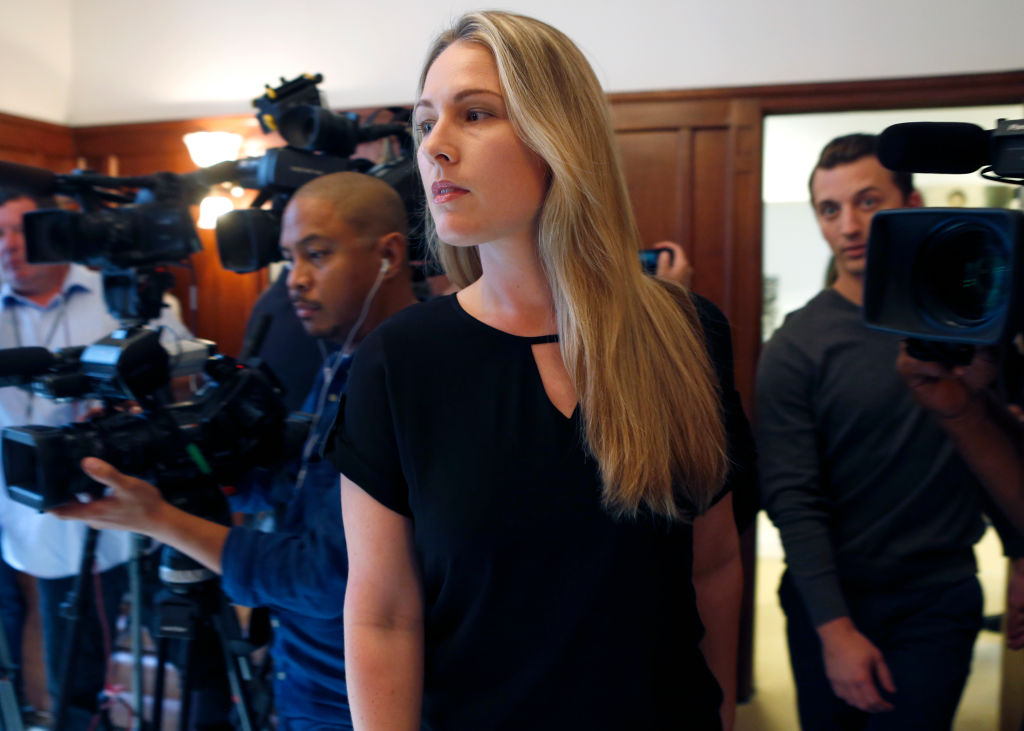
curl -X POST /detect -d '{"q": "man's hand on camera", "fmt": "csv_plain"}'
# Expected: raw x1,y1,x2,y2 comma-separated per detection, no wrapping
51,457,230,574
49,458,167,535
896,343,998,420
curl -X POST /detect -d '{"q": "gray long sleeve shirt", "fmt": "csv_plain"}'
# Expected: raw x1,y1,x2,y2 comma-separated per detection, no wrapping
756,288,1023,627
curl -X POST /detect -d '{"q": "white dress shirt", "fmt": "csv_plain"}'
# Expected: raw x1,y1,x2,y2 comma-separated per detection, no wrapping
0,265,191,578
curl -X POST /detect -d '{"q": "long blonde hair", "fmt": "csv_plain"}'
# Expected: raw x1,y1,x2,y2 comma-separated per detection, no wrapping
417,11,727,519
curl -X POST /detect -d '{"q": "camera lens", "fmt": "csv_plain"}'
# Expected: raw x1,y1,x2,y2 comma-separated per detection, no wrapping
913,219,1010,328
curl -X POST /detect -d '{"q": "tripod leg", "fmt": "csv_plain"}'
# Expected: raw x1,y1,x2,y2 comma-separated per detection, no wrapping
53,528,99,731
152,636,169,731
177,638,193,731
129,535,146,731
210,596,257,731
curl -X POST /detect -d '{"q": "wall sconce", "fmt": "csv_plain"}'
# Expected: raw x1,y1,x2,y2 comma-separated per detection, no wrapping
183,131,243,168
197,194,234,230
184,131,244,230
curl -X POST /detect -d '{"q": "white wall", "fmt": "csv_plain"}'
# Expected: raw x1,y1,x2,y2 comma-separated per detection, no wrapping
0,0,73,124
1,0,1022,125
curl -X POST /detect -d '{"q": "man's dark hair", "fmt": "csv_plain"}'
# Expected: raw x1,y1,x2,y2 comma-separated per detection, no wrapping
0,189,57,209
808,133,914,201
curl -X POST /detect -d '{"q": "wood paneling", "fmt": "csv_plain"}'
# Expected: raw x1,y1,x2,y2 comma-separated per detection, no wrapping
0,112,75,172
610,69,1024,114
611,97,762,414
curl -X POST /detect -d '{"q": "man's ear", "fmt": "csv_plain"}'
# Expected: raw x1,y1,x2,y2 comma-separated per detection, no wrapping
907,190,924,208
376,231,408,277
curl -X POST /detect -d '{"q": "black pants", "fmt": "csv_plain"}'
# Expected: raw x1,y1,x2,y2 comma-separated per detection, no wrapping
779,571,982,731
0,543,26,705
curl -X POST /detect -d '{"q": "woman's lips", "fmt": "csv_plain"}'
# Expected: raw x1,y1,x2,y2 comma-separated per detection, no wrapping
431,180,469,204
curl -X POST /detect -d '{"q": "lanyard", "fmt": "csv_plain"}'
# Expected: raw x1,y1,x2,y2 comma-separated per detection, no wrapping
5,293,71,423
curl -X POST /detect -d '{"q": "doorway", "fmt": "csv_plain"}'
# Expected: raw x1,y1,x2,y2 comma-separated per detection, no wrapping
747,103,1023,731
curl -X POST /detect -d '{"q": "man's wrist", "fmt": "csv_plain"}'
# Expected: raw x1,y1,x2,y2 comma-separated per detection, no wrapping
144,500,193,545
816,615,856,644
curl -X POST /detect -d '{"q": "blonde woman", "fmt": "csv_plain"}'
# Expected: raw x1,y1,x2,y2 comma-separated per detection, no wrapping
332,11,742,730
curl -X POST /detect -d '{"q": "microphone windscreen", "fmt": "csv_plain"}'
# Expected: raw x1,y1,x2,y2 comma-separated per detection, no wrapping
0,347,56,378
0,161,59,197
877,122,990,174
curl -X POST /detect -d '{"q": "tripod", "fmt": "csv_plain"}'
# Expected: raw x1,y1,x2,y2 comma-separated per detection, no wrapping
148,547,273,731
53,527,117,731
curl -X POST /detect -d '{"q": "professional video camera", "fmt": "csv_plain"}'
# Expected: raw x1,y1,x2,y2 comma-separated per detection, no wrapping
0,148,303,727
0,159,311,513
215,73,427,274
863,118,1024,365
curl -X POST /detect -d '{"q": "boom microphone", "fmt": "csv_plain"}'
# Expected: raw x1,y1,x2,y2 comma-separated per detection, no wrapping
877,122,991,174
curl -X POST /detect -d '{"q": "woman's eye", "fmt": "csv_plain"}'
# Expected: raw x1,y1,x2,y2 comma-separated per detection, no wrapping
467,110,490,122
416,120,435,135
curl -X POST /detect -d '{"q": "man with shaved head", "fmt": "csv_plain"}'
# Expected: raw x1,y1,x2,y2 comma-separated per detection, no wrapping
52,172,418,730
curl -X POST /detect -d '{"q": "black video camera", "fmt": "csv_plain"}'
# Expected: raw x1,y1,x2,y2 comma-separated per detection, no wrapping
864,118,1024,365
0,324,310,510
0,156,310,510
215,73,426,274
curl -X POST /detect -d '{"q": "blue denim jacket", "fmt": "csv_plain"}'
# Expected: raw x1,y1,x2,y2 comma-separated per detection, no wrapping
221,352,353,729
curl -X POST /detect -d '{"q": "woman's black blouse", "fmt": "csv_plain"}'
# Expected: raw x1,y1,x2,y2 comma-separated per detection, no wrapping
328,293,735,731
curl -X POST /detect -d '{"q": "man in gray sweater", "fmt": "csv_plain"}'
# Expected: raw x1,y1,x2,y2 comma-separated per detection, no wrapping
757,133,1024,729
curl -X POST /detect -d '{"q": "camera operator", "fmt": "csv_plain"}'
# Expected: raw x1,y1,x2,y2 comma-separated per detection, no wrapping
52,171,418,730
0,188,193,728
756,133,1024,729
896,346,1024,649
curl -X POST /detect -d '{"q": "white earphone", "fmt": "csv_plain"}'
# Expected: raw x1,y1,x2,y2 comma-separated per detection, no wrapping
379,259,390,273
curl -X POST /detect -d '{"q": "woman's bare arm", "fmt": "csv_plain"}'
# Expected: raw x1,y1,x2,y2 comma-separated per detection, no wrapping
693,493,742,731
341,475,424,730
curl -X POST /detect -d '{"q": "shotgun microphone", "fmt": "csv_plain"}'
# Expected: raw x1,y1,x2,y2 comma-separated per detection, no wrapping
877,122,991,174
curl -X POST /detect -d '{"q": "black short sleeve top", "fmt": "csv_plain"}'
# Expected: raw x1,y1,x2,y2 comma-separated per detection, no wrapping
329,293,725,730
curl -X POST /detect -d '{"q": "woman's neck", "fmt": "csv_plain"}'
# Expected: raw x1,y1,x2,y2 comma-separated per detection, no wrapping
460,237,557,336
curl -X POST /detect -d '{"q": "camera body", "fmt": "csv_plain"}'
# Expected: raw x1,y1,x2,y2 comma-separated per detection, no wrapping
864,208,1023,345
2,346,311,511
216,74,425,274
865,118,1024,355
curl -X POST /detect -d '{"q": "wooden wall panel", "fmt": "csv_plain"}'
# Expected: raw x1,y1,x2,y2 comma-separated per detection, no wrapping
617,130,688,244
0,112,76,173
